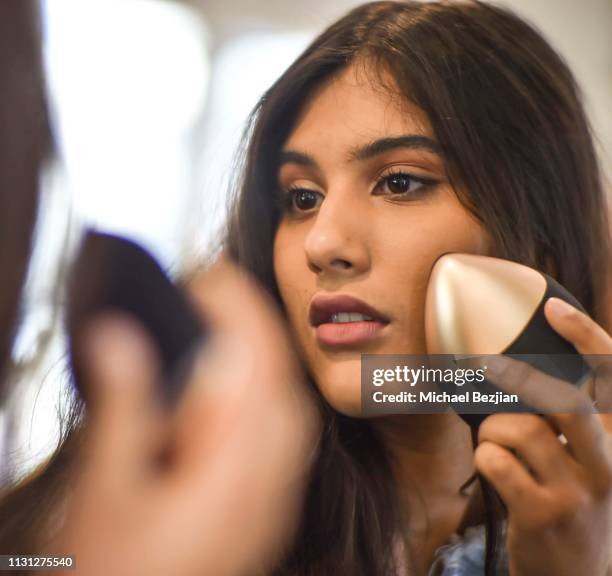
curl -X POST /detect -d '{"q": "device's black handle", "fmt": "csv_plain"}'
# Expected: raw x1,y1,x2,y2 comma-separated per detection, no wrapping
452,273,590,428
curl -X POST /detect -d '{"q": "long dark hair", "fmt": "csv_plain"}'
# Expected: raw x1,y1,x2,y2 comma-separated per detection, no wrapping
224,1,610,574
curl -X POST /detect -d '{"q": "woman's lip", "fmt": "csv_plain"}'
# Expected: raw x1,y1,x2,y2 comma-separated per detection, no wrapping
315,320,389,347
309,294,390,327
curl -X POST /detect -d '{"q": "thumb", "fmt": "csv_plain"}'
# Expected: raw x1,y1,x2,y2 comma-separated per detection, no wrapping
82,314,163,490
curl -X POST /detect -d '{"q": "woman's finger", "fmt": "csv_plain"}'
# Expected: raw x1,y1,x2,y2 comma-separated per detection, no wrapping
590,363,612,414
173,258,316,484
474,440,544,511
544,297,612,433
478,413,578,486
547,412,612,495
485,354,592,414
186,257,289,351
486,356,610,482
544,297,612,362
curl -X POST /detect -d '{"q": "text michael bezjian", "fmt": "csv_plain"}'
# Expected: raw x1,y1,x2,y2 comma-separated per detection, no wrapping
371,390,519,404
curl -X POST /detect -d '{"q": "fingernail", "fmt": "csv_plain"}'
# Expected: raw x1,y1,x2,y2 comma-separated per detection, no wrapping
547,297,575,317
85,315,155,384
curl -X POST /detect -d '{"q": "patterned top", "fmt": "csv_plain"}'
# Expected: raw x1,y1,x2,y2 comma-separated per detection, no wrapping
428,524,509,576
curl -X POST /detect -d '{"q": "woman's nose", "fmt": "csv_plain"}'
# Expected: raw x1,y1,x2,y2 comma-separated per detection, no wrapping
304,193,370,277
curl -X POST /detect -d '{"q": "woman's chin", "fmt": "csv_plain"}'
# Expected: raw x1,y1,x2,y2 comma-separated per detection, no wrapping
315,358,364,417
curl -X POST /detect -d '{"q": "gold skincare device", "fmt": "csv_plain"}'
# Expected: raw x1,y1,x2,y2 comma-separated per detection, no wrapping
425,253,590,427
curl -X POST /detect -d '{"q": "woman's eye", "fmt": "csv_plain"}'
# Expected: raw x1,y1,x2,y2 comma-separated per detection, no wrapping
375,171,437,197
279,171,435,214
284,187,324,213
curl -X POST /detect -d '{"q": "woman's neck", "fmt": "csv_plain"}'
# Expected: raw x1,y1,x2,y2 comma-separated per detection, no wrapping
370,413,481,575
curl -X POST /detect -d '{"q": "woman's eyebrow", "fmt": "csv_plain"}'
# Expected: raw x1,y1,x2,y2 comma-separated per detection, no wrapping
348,135,441,161
278,135,440,171
278,150,317,169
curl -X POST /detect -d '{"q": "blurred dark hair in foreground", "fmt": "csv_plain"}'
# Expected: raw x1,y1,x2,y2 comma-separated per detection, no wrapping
0,0,50,402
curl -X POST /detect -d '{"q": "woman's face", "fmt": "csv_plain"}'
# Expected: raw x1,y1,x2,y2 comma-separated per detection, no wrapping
273,63,490,416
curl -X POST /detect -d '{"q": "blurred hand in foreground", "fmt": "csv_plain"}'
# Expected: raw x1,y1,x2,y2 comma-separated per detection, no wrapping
45,258,322,576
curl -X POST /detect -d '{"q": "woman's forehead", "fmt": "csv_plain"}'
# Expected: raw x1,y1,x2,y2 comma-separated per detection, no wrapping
283,62,433,153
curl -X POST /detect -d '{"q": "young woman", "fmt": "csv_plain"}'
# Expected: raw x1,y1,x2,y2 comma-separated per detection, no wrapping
2,1,610,575
223,1,612,574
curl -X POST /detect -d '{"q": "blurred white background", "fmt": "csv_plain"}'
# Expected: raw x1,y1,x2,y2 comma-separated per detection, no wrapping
1,0,610,480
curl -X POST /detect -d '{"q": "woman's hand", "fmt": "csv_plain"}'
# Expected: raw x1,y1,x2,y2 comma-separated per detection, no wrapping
45,259,322,576
474,297,612,576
